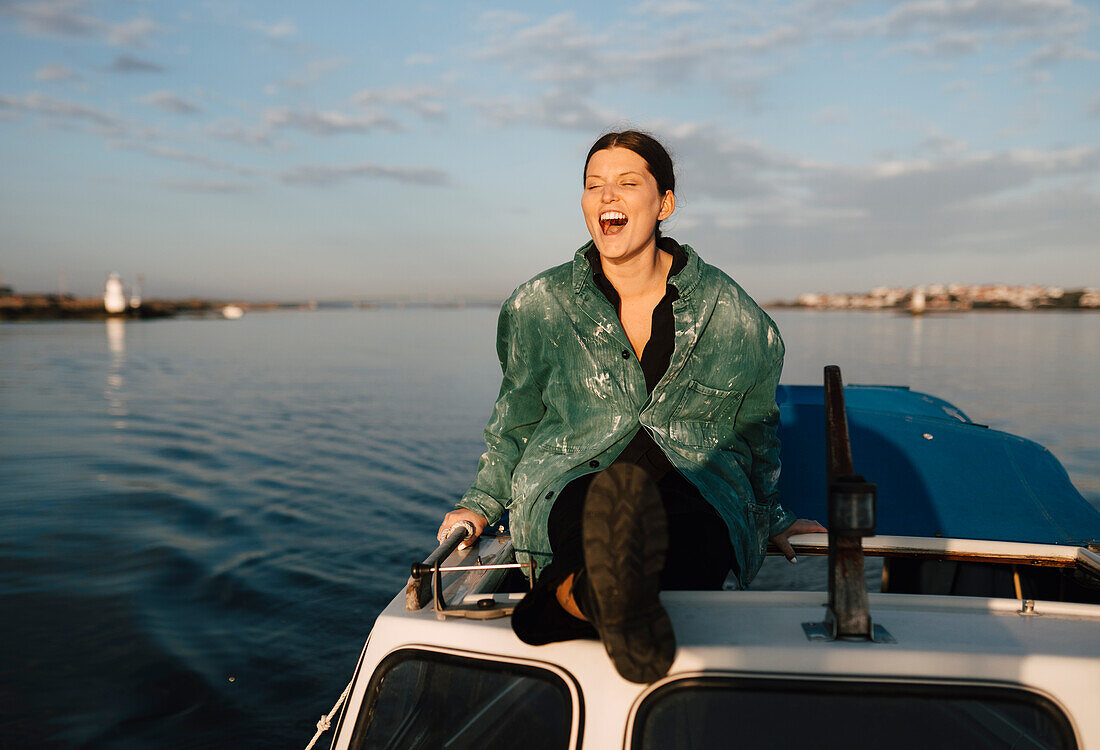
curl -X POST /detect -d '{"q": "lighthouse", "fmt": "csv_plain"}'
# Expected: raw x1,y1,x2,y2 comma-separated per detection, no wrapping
104,273,126,314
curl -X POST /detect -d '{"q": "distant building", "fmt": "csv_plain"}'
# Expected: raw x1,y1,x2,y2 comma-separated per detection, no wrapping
793,283,1095,311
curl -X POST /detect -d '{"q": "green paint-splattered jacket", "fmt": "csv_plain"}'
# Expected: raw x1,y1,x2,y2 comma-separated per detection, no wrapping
458,241,795,586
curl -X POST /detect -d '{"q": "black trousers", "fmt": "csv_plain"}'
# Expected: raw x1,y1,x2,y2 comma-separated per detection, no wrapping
512,469,737,645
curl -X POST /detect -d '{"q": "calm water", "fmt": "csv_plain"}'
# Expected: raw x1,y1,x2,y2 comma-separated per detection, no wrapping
1,308,1097,748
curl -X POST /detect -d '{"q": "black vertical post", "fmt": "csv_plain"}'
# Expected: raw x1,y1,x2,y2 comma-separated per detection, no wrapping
823,365,877,639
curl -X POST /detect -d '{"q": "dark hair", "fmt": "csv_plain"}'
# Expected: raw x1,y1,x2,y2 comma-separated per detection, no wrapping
584,130,676,239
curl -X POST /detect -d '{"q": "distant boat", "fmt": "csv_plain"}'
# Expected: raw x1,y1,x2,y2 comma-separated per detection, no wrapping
104,273,126,314
129,274,143,310
221,305,245,320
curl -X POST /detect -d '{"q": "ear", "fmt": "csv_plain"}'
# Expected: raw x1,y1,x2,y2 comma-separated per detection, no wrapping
658,191,675,221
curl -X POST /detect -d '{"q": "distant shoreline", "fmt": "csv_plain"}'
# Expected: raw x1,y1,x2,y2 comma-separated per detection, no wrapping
768,284,1098,312
764,302,1099,312
0,294,501,321
0,294,218,321
4,292,1096,321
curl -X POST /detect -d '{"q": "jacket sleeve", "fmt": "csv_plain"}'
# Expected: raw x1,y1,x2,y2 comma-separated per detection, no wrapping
736,334,796,538
457,300,547,525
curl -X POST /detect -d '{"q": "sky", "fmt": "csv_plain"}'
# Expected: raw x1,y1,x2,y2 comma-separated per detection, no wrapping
1,0,1098,303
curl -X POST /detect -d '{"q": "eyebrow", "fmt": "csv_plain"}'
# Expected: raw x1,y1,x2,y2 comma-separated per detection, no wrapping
585,170,646,182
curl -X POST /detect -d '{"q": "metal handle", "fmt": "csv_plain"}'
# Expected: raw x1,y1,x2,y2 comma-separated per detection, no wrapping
405,525,471,610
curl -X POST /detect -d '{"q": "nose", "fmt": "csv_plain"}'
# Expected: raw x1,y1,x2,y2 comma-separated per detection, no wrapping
600,183,617,202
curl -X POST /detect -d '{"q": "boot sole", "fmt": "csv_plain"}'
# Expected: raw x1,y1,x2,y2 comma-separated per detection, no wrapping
582,465,676,683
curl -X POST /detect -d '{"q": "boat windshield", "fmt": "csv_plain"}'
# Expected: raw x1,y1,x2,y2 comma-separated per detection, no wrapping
347,649,575,750
632,677,1076,750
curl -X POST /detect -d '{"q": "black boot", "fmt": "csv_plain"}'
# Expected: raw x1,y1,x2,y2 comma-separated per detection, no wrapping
580,464,676,683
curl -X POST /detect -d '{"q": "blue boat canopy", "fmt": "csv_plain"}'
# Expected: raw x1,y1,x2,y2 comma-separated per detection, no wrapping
776,384,1100,547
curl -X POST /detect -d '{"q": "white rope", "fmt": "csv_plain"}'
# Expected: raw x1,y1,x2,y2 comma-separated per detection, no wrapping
304,678,353,750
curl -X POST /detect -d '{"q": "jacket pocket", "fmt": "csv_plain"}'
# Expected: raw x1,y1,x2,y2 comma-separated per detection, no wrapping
668,380,744,447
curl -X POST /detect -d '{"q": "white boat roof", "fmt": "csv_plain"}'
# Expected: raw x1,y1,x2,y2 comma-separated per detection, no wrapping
340,543,1100,750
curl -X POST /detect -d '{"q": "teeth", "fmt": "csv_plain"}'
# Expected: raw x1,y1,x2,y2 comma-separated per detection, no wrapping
600,211,626,221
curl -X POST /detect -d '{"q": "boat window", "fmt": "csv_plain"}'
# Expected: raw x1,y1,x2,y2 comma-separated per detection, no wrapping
348,649,576,750
632,677,1076,750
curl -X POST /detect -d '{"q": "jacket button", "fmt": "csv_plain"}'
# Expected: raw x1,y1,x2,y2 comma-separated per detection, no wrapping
545,491,554,500
621,350,630,359
589,460,599,468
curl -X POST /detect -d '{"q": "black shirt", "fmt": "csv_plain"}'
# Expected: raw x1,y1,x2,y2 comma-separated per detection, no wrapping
586,237,686,482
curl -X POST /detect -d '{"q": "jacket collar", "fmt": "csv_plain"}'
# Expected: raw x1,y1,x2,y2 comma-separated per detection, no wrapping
571,238,703,297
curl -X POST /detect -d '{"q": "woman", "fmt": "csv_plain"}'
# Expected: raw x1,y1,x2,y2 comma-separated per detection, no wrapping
438,131,824,683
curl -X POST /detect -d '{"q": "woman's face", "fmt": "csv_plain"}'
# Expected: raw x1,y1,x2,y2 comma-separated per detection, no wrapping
582,147,674,261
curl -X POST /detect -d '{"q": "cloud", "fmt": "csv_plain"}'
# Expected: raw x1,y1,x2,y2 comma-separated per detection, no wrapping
0,91,123,133
807,148,1100,219
735,24,806,53
472,88,621,132
112,141,260,177
2,1,161,46
915,133,968,156
811,105,850,124
687,183,1100,277
34,62,79,81
671,126,1100,271
475,9,528,31
246,17,296,39
139,91,201,114
657,122,802,202
109,54,164,73
473,10,738,100
273,57,349,92
2,0,102,38
161,179,255,194
1022,40,1099,68
471,10,801,104
943,79,976,93
352,86,448,121
833,0,1086,38
830,0,1094,69
631,0,704,18
475,12,608,88
206,119,272,148
278,162,452,187
263,107,403,136
895,32,983,57
106,17,161,47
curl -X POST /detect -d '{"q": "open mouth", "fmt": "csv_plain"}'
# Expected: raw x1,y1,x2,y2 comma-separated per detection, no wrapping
599,210,628,235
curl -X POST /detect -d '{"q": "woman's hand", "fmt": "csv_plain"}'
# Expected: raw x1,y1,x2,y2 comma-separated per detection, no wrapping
771,518,827,563
437,508,489,549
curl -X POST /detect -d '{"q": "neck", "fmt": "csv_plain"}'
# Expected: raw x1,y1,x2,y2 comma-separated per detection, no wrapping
599,239,671,299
